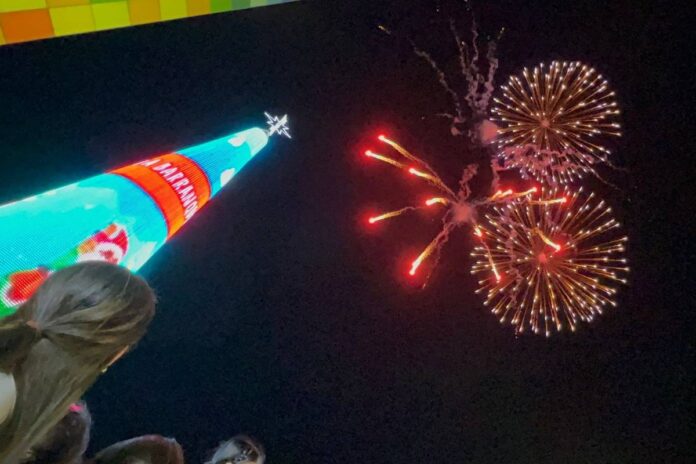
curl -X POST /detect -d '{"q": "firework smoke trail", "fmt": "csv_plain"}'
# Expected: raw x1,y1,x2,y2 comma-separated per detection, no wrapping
450,19,477,114
442,18,501,140
451,18,498,115
378,25,466,126
482,38,499,110
365,135,543,283
412,43,467,124
379,16,501,143
470,186,629,336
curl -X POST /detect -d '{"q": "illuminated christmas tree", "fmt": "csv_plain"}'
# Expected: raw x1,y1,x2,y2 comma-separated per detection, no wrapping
0,113,290,316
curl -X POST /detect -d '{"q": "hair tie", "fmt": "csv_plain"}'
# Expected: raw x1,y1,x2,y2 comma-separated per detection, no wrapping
69,403,84,413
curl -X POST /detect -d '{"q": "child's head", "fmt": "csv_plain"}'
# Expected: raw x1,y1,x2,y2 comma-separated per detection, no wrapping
22,401,92,464
0,262,156,464
91,434,184,464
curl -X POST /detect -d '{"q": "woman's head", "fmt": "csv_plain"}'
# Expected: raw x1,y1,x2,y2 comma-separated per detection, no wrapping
0,262,156,464
207,435,265,464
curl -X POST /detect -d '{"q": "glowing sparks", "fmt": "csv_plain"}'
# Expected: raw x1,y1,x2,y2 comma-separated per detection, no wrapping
362,135,469,278
535,228,562,252
425,197,449,206
380,135,428,165
471,187,629,336
409,167,432,179
529,196,567,205
491,61,621,184
489,189,513,200
489,187,537,202
364,150,408,169
516,187,537,197
410,239,439,276
368,207,414,224
474,226,501,282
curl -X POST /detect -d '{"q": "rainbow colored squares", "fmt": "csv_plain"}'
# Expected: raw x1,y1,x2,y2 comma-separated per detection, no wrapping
0,0,297,46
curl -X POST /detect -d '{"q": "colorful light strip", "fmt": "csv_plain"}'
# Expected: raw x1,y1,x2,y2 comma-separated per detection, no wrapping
0,0,298,46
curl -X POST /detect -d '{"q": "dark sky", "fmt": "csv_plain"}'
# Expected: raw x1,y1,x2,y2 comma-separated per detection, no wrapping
0,0,693,462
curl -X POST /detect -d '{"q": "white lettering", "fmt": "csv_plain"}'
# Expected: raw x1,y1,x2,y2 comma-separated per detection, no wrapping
182,193,196,208
145,159,204,223
178,185,193,197
172,179,189,190
140,159,160,167
184,202,198,219
165,172,184,182
160,167,177,178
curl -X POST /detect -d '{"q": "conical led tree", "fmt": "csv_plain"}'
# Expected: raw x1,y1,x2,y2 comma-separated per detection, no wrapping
0,118,288,316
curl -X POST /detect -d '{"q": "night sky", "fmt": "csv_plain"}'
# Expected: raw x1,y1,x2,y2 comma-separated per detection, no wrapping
0,0,693,462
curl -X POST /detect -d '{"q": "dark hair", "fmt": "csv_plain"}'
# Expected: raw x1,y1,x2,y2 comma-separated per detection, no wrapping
90,435,184,464
21,401,92,464
207,435,266,464
0,262,156,464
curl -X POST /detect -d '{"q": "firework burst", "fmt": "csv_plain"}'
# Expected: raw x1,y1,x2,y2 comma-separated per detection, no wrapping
491,61,621,184
364,135,545,281
471,186,629,336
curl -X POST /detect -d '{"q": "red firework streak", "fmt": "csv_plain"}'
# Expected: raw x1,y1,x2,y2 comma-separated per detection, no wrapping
362,134,565,283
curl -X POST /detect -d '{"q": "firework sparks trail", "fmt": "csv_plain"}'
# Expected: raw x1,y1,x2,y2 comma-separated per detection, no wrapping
470,186,629,336
365,135,547,282
491,61,621,184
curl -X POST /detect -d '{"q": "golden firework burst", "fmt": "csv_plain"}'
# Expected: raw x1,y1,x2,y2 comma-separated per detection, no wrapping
471,186,629,336
491,61,621,184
